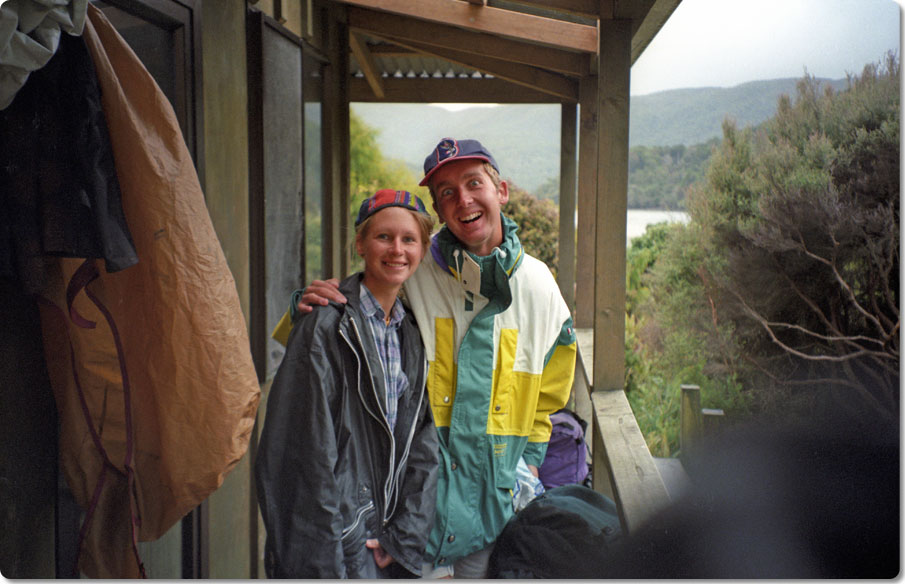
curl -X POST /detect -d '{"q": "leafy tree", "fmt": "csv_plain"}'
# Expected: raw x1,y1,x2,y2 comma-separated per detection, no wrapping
504,182,559,276
348,110,430,271
647,53,899,423
626,222,748,456
534,175,560,202
627,139,718,209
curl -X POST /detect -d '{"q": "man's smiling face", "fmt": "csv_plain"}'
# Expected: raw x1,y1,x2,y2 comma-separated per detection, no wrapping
430,159,509,257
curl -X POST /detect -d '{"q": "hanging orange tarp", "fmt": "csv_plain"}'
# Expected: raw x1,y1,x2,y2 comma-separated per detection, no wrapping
37,5,260,578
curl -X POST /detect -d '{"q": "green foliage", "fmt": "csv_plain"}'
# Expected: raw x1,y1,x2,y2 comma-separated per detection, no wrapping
626,55,899,453
627,139,718,209
348,110,432,271
534,175,560,202
625,222,750,456
350,110,427,215
504,183,559,276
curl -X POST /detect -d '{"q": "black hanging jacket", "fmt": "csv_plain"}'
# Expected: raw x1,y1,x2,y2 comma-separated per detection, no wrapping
255,273,439,578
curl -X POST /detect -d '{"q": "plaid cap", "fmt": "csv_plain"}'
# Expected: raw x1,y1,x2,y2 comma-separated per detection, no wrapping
419,137,500,186
355,189,430,227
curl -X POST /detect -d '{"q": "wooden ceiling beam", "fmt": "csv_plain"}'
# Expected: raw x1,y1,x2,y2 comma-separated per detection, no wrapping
347,7,589,76
349,32,385,98
336,0,597,53
367,44,416,56
495,0,610,19
384,36,578,101
349,76,560,103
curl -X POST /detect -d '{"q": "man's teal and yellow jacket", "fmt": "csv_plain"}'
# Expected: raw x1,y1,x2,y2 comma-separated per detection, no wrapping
403,214,577,567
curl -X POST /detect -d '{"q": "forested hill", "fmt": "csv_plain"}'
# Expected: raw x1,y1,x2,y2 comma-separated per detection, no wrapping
352,76,849,201
630,77,847,146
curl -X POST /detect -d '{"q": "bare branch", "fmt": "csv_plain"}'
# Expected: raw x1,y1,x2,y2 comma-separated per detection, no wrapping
793,231,890,339
729,286,897,368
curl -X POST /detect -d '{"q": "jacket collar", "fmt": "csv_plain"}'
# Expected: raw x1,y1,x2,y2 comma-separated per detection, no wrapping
429,213,523,309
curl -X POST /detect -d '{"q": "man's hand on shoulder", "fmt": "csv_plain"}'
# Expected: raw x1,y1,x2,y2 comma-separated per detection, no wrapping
296,278,346,314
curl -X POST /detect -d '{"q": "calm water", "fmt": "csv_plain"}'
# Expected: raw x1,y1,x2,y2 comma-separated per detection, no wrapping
626,209,689,244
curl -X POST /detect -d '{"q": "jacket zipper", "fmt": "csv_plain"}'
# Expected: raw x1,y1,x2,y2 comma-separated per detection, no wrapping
340,317,396,526
385,355,427,520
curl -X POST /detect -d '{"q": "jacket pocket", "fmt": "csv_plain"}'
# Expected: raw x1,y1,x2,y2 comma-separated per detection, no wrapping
341,500,375,544
490,438,517,491
341,500,378,578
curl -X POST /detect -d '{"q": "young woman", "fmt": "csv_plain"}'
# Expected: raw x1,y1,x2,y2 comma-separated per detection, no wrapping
255,190,438,578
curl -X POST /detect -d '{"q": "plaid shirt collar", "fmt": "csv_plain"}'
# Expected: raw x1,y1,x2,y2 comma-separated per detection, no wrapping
359,284,405,327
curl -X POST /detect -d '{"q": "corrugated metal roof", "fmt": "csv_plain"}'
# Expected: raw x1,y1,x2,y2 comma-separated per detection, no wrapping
350,39,490,80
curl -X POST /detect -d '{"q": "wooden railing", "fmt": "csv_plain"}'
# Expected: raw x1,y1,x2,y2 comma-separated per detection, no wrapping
572,329,672,535
680,384,725,459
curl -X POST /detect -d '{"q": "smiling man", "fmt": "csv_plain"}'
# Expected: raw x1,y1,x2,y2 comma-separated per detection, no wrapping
405,138,576,577
296,138,577,578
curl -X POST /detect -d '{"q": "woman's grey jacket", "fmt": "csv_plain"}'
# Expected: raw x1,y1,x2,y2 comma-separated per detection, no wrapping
255,273,439,578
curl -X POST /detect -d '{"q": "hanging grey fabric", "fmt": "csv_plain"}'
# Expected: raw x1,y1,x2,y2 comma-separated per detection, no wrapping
0,0,87,110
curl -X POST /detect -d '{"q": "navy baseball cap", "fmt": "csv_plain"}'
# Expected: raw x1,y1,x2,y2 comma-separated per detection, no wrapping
419,137,500,186
355,189,430,227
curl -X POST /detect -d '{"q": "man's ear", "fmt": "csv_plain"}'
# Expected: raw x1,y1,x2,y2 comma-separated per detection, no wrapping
432,201,446,224
497,180,510,205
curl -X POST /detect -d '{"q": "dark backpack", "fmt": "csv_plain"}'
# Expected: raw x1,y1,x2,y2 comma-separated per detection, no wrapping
538,409,591,489
487,484,622,578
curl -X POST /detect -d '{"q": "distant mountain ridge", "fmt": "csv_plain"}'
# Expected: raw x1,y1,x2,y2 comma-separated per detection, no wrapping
352,76,849,193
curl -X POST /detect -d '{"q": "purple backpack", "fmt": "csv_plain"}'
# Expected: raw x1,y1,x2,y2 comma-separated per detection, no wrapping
538,409,590,489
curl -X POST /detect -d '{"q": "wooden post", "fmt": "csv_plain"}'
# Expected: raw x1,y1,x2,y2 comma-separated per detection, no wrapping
575,75,597,328
558,103,577,313
322,4,349,279
680,384,703,458
592,19,630,391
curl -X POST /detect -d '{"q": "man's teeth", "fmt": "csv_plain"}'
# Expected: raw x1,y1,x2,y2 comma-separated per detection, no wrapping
461,212,482,223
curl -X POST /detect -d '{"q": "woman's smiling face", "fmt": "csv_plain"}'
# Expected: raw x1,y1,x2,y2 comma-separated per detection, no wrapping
357,206,426,294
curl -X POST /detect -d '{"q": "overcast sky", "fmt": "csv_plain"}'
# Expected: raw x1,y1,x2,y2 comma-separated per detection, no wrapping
631,0,902,95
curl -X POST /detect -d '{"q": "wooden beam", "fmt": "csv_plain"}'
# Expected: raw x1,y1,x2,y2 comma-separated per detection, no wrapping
347,7,589,76
370,34,578,100
367,43,416,56
592,19,629,390
322,3,350,279
349,76,559,103
591,388,671,533
575,75,597,328
575,329,671,534
558,103,577,311
349,32,385,98
499,0,610,18
680,384,703,457
336,0,598,53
